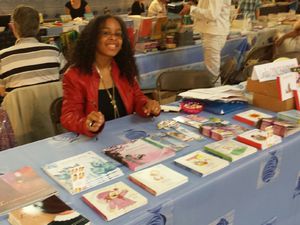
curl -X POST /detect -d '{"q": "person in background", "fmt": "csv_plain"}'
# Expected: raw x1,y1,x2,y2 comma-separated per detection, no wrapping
61,15,161,137
180,0,231,86
237,0,262,20
65,0,91,19
0,5,66,98
274,20,300,56
148,0,168,17
130,0,146,15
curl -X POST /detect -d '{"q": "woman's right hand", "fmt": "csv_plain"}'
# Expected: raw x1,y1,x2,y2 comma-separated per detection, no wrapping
85,111,105,132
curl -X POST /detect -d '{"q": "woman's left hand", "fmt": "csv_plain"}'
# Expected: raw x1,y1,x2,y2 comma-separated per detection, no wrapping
143,99,161,116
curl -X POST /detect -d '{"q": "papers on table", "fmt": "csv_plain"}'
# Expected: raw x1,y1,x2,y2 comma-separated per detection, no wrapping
179,85,247,102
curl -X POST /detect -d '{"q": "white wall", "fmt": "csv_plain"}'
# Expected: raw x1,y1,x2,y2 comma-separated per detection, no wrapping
0,0,152,18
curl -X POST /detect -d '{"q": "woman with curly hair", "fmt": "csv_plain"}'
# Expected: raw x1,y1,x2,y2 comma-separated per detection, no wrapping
61,15,160,137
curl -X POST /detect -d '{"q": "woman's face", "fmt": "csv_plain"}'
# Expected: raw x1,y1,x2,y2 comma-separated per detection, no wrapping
96,18,123,59
70,0,80,4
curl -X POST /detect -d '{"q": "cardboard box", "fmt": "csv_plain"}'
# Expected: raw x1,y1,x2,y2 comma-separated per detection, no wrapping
246,78,279,98
253,92,295,112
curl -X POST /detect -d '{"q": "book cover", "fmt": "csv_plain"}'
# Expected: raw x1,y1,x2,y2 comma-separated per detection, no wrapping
128,164,188,196
204,139,257,162
233,109,273,126
129,15,152,41
43,151,123,195
103,139,175,171
276,72,298,101
257,117,300,137
173,115,208,129
82,181,147,221
174,150,229,177
8,195,90,225
277,109,300,124
236,129,282,150
0,166,57,216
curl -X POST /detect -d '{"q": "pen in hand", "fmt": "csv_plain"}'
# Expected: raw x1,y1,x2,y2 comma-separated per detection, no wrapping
86,111,105,132
89,121,95,127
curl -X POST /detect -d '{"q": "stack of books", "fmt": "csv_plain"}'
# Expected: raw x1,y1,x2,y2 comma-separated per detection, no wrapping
43,151,124,194
129,164,188,196
205,123,248,141
257,117,300,137
233,109,273,126
200,117,230,137
236,129,282,150
0,166,57,216
200,118,248,140
277,110,300,124
204,139,257,162
174,150,229,177
103,138,175,171
173,115,208,129
82,181,147,221
8,195,90,225
146,133,188,152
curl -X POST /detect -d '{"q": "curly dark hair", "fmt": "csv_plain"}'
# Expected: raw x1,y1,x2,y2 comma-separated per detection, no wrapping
70,15,138,85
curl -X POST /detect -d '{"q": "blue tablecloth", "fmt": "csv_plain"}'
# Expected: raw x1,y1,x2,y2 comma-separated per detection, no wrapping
135,37,248,90
0,106,300,225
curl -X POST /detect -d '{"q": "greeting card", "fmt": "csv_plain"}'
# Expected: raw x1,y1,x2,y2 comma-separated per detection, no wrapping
277,72,298,101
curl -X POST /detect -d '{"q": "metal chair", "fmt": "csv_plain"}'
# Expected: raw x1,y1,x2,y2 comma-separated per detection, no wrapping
219,56,238,85
154,70,213,104
235,43,275,84
0,108,16,150
243,43,274,67
49,96,65,135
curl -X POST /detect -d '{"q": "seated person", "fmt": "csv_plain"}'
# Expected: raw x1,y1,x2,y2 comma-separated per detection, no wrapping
0,5,67,97
65,0,91,19
148,0,167,17
61,15,161,137
274,20,300,56
130,0,145,15
237,0,262,20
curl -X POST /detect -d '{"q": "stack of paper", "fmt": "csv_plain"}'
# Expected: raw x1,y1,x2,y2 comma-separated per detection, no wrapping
179,85,247,103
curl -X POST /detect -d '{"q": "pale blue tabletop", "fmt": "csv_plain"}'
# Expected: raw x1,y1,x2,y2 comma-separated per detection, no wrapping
136,37,248,90
0,107,300,225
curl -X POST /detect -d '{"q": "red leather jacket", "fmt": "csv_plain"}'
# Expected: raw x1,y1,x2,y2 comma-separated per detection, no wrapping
61,60,149,137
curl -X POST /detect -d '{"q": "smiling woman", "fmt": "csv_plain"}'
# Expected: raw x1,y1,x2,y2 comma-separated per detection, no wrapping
61,15,161,137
